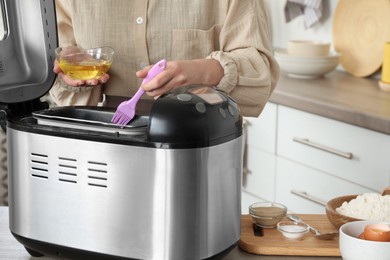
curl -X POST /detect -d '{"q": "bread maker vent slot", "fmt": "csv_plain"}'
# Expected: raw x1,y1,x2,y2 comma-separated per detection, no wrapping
30,153,49,179
87,161,108,188
58,157,77,184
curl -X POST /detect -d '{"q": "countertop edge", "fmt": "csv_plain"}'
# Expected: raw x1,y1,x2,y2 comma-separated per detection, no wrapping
268,72,390,135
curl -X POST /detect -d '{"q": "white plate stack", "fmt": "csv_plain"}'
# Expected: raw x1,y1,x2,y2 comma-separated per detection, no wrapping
275,40,340,79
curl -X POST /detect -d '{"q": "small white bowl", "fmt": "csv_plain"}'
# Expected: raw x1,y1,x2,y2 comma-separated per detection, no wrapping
288,40,330,57
277,221,309,240
340,220,390,260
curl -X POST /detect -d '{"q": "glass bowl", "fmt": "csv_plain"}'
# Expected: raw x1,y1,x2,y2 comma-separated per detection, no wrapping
249,202,287,228
277,221,310,240
55,46,114,80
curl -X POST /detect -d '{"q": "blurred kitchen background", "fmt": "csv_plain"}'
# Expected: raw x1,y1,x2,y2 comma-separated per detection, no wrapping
242,0,390,215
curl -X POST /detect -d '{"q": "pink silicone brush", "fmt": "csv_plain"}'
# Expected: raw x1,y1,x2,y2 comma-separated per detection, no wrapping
111,59,167,125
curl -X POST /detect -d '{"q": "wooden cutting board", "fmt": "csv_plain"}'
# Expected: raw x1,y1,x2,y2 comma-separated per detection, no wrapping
239,214,340,256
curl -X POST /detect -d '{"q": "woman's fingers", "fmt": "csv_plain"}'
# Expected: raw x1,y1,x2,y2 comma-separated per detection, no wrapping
98,73,110,84
57,72,86,86
136,59,222,98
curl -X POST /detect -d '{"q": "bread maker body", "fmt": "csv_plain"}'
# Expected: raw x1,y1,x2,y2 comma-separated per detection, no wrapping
7,107,243,260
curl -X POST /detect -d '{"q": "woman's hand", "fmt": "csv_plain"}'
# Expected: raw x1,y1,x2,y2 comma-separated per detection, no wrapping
136,59,224,98
53,60,110,87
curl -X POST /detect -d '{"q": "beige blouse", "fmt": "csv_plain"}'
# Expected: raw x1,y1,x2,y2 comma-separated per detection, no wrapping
50,0,279,117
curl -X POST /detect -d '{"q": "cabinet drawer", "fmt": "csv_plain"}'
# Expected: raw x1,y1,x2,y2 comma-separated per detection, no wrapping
243,146,276,202
244,102,277,154
277,106,390,190
275,158,376,214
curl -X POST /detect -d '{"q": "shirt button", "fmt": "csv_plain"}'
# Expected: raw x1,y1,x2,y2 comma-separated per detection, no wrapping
136,17,144,24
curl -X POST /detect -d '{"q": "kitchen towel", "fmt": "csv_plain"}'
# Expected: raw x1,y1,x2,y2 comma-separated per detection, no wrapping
284,0,323,29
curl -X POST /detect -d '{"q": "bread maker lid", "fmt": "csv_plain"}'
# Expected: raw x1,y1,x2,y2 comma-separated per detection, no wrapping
0,0,57,104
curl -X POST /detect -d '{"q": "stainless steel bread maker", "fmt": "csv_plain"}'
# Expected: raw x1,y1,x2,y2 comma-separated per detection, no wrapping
0,0,244,259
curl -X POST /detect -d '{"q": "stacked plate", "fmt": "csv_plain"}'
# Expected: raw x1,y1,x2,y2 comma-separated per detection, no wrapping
275,48,341,79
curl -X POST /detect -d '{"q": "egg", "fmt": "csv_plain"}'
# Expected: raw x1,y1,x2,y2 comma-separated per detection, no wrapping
362,223,390,242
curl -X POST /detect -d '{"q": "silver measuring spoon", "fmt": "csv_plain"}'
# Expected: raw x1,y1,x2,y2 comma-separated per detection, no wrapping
287,214,338,240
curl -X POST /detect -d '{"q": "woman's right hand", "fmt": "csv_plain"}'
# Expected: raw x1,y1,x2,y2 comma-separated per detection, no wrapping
53,59,110,87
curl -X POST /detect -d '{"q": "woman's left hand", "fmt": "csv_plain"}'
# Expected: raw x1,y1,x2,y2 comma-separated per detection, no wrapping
136,59,224,98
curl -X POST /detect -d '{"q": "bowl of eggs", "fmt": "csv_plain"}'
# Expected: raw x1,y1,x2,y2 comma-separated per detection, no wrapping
339,221,390,260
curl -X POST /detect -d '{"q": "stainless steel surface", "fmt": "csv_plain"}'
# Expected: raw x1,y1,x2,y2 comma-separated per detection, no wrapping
292,137,353,159
0,207,342,260
287,215,338,240
0,0,57,103
0,129,6,206
33,108,149,135
0,0,5,40
8,128,243,260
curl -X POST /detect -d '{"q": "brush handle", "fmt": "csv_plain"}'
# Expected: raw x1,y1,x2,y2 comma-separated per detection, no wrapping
127,59,167,104
141,59,167,85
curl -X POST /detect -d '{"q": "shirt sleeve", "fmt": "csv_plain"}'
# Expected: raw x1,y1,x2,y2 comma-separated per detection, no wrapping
207,0,280,117
50,0,103,106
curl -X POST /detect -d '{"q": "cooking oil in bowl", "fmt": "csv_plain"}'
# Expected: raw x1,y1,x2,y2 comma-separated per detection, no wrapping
58,59,112,80
56,46,114,80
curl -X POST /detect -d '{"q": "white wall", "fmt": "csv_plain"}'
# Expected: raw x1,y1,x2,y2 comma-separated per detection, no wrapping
266,0,382,78
267,0,339,51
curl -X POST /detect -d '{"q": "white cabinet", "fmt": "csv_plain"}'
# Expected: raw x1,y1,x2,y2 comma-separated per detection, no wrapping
245,102,277,154
242,103,390,214
275,157,375,214
241,103,277,213
277,106,390,191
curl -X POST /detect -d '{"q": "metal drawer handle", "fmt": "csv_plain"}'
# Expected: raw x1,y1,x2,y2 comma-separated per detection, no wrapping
293,137,353,159
291,189,326,206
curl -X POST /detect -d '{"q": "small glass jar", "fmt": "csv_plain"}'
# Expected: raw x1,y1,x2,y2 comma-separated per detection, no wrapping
249,202,287,228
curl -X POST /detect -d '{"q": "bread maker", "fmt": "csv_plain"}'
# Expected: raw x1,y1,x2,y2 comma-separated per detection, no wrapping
0,0,244,259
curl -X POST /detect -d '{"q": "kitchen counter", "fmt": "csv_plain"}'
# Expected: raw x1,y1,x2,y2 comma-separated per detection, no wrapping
270,71,390,135
0,207,340,260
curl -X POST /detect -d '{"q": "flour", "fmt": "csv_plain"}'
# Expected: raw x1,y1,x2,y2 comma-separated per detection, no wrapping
336,193,390,222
